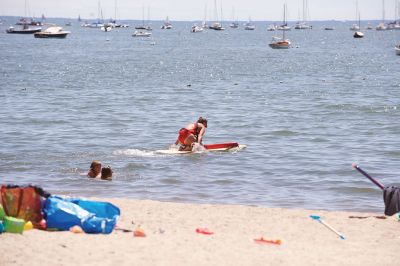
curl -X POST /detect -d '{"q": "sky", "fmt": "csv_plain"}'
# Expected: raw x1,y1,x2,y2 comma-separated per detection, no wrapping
0,0,398,21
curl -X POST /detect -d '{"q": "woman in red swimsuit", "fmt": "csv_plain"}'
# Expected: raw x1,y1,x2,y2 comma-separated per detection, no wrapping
174,117,208,151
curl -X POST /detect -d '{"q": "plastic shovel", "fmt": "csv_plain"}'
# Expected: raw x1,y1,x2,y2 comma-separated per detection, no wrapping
310,215,345,240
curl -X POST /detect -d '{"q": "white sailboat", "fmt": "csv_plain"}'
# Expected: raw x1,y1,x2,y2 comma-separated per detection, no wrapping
209,0,224,30
161,16,172,29
244,17,255,30
376,0,387,30
354,12,364,38
269,4,291,49
295,0,311,29
350,0,360,31
135,6,152,30
229,7,239,28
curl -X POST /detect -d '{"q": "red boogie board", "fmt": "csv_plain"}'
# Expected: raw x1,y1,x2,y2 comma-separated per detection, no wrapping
203,142,239,150
156,142,243,154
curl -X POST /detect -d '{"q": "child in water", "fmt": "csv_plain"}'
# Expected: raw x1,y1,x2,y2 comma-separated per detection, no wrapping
87,160,102,178
101,166,113,181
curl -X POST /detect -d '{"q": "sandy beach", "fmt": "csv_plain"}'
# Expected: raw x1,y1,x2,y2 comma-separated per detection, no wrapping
0,198,398,266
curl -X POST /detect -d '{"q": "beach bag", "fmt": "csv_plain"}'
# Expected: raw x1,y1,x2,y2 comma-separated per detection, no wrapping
43,196,120,234
0,185,49,228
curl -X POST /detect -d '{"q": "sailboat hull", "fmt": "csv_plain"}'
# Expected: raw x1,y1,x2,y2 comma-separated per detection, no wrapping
269,41,290,49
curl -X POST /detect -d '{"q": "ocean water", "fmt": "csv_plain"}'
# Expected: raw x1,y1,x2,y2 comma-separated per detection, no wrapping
0,19,399,213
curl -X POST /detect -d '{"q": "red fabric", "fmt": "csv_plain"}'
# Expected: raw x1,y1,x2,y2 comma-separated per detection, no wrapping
178,123,198,144
178,128,190,144
1,186,44,228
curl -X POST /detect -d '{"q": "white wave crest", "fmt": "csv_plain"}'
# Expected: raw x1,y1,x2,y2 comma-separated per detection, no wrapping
113,149,157,157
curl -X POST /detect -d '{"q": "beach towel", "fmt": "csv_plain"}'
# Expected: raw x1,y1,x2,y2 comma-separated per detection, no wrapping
383,186,400,216
44,196,120,234
0,185,50,228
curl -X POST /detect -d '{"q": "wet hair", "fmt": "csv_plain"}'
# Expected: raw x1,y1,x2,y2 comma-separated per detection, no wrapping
197,117,208,127
90,160,101,170
101,166,113,180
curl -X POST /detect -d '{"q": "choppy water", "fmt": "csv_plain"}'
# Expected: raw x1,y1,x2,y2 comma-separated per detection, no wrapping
0,19,399,212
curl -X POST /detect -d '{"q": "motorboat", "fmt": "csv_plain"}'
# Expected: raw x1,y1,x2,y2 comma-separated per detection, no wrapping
191,24,203,33
324,27,335,30
34,26,70,38
269,37,290,49
6,24,41,34
132,30,152,37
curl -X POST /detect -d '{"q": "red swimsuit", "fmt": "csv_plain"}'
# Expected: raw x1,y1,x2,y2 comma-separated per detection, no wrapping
178,123,198,144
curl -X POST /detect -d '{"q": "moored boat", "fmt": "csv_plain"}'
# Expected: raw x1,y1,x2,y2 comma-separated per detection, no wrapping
269,37,290,49
132,30,152,37
354,31,364,38
191,24,203,33
34,26,70,38
269,4,291,49
6,24,41,34
395,45,400,55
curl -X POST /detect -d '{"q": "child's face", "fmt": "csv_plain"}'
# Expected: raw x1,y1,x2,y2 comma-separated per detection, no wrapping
94,164,102,173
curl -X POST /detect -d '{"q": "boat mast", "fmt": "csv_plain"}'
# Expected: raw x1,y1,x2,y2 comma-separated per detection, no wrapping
382,0,385,23
220,1,223,24
114,0,117,22
283,4,286,40
214,0,218,22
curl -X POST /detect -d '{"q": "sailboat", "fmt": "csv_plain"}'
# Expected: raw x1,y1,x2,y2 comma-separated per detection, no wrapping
295,0,311,29
161,16,172,29
135,6,152,30
7,0,42,33
209,0,224,30
229,7,239,28
350,0,360,30
269,4,291,49
376,0,387,30
244,17,255,30
353,12,364,38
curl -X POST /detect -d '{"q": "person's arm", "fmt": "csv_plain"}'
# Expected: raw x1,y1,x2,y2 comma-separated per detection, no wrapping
87,170,95,178
197,124,206,144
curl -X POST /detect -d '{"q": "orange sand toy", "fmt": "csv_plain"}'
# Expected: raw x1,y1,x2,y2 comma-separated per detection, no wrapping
69,225,84,233
133,227,146,237
254,237,281,245
195,228,214,235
